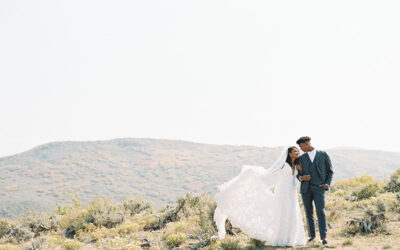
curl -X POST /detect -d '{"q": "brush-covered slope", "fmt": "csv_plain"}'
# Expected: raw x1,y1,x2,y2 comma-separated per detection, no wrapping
0,138,399,218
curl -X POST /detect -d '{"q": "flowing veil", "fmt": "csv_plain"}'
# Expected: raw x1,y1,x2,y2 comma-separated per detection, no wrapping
213,147,289,240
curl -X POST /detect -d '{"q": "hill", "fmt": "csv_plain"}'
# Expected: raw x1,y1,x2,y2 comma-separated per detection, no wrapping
0,138,399,218
0,169,400,249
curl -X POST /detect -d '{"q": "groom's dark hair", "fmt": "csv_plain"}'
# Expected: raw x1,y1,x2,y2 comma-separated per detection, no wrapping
296,136,311,145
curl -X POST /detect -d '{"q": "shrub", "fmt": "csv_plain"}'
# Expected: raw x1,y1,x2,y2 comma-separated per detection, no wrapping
62,239,83,250
86,200,127,228
352,183,381,200
0,219,10,238
0,244,18,250
384,168,400,193
122,197,153,216
59,207,88,238
95,236,136,249
342,239,353,246
90,226,118,241
220,238,241,250
21,212,58,237
248,238,265,247
376,200,386,213
132,213,157,231
117,221,141,235
30,236,47,250
9,222,34,243
165,233,187,247
335,175,376,190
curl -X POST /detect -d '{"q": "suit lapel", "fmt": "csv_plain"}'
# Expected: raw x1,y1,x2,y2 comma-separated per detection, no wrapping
314,151,322,178
313,151,320,165
302,153,311,173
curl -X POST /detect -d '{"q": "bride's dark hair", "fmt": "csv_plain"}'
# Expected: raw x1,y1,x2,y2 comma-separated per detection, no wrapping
285,146,297,167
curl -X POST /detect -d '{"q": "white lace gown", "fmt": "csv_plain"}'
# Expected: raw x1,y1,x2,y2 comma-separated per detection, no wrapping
213,163,307,247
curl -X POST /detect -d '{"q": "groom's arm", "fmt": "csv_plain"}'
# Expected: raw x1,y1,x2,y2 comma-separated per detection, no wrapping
324,152,334,186
295,158,302,182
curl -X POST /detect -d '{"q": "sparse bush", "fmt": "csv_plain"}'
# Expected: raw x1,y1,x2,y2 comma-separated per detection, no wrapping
117,221,141,235
86,200,127,228
384,168,400,193
352,183,381,200
9,222,34,243
0,219,10,238
132,213,157,231
165,232,187,247
62,239,83,250
163,220,190,239
220,238,241,250
376,200,386,213
95,236,135,249
30,236,47,250
122,197,153,216
248,238,265,247
89,226,118,241
0,244,17,250
45,234,64,248
59,207,88,238
335,175,376,189
22,212,58,237
342,239,353,246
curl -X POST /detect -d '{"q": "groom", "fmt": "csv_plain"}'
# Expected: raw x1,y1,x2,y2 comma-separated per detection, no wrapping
295,136,333,246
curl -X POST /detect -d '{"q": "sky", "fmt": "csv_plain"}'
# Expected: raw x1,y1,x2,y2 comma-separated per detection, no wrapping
1,0,400,157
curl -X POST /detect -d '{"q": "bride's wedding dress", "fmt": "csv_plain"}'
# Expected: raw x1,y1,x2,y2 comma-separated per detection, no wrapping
213,148,307,246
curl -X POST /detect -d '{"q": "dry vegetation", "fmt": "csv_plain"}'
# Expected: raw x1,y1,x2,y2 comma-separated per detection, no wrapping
2,138,400,219
1,168,400,249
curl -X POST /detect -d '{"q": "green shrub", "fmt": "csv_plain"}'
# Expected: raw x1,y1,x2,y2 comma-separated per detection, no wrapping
248,238,265,247
165,232,187,247
352,183,381,200
384,168,400,193
220,238,241,250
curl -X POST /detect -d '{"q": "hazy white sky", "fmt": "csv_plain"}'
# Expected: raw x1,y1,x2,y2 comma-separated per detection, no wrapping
1,0,400,157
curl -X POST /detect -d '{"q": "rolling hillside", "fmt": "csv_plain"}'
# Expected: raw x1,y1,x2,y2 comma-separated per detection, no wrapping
1,138,399,218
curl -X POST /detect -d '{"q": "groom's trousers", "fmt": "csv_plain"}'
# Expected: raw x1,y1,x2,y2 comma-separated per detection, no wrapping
301,184,327,239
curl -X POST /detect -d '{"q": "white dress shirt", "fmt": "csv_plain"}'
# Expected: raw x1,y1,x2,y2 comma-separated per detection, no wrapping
308,148,317,163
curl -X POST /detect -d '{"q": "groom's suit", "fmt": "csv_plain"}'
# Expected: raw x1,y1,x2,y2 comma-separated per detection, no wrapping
296,150,333,239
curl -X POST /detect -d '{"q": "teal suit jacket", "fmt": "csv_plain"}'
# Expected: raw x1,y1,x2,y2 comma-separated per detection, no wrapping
296,150,334,193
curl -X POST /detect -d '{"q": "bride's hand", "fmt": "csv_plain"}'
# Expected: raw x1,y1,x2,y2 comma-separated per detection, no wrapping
295,165,303,174
300,175,310,181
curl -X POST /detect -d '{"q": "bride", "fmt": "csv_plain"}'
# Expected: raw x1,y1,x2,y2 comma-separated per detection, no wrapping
213,146,307,247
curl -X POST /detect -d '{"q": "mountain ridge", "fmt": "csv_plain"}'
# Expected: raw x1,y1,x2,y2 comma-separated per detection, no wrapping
1,138,399,218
